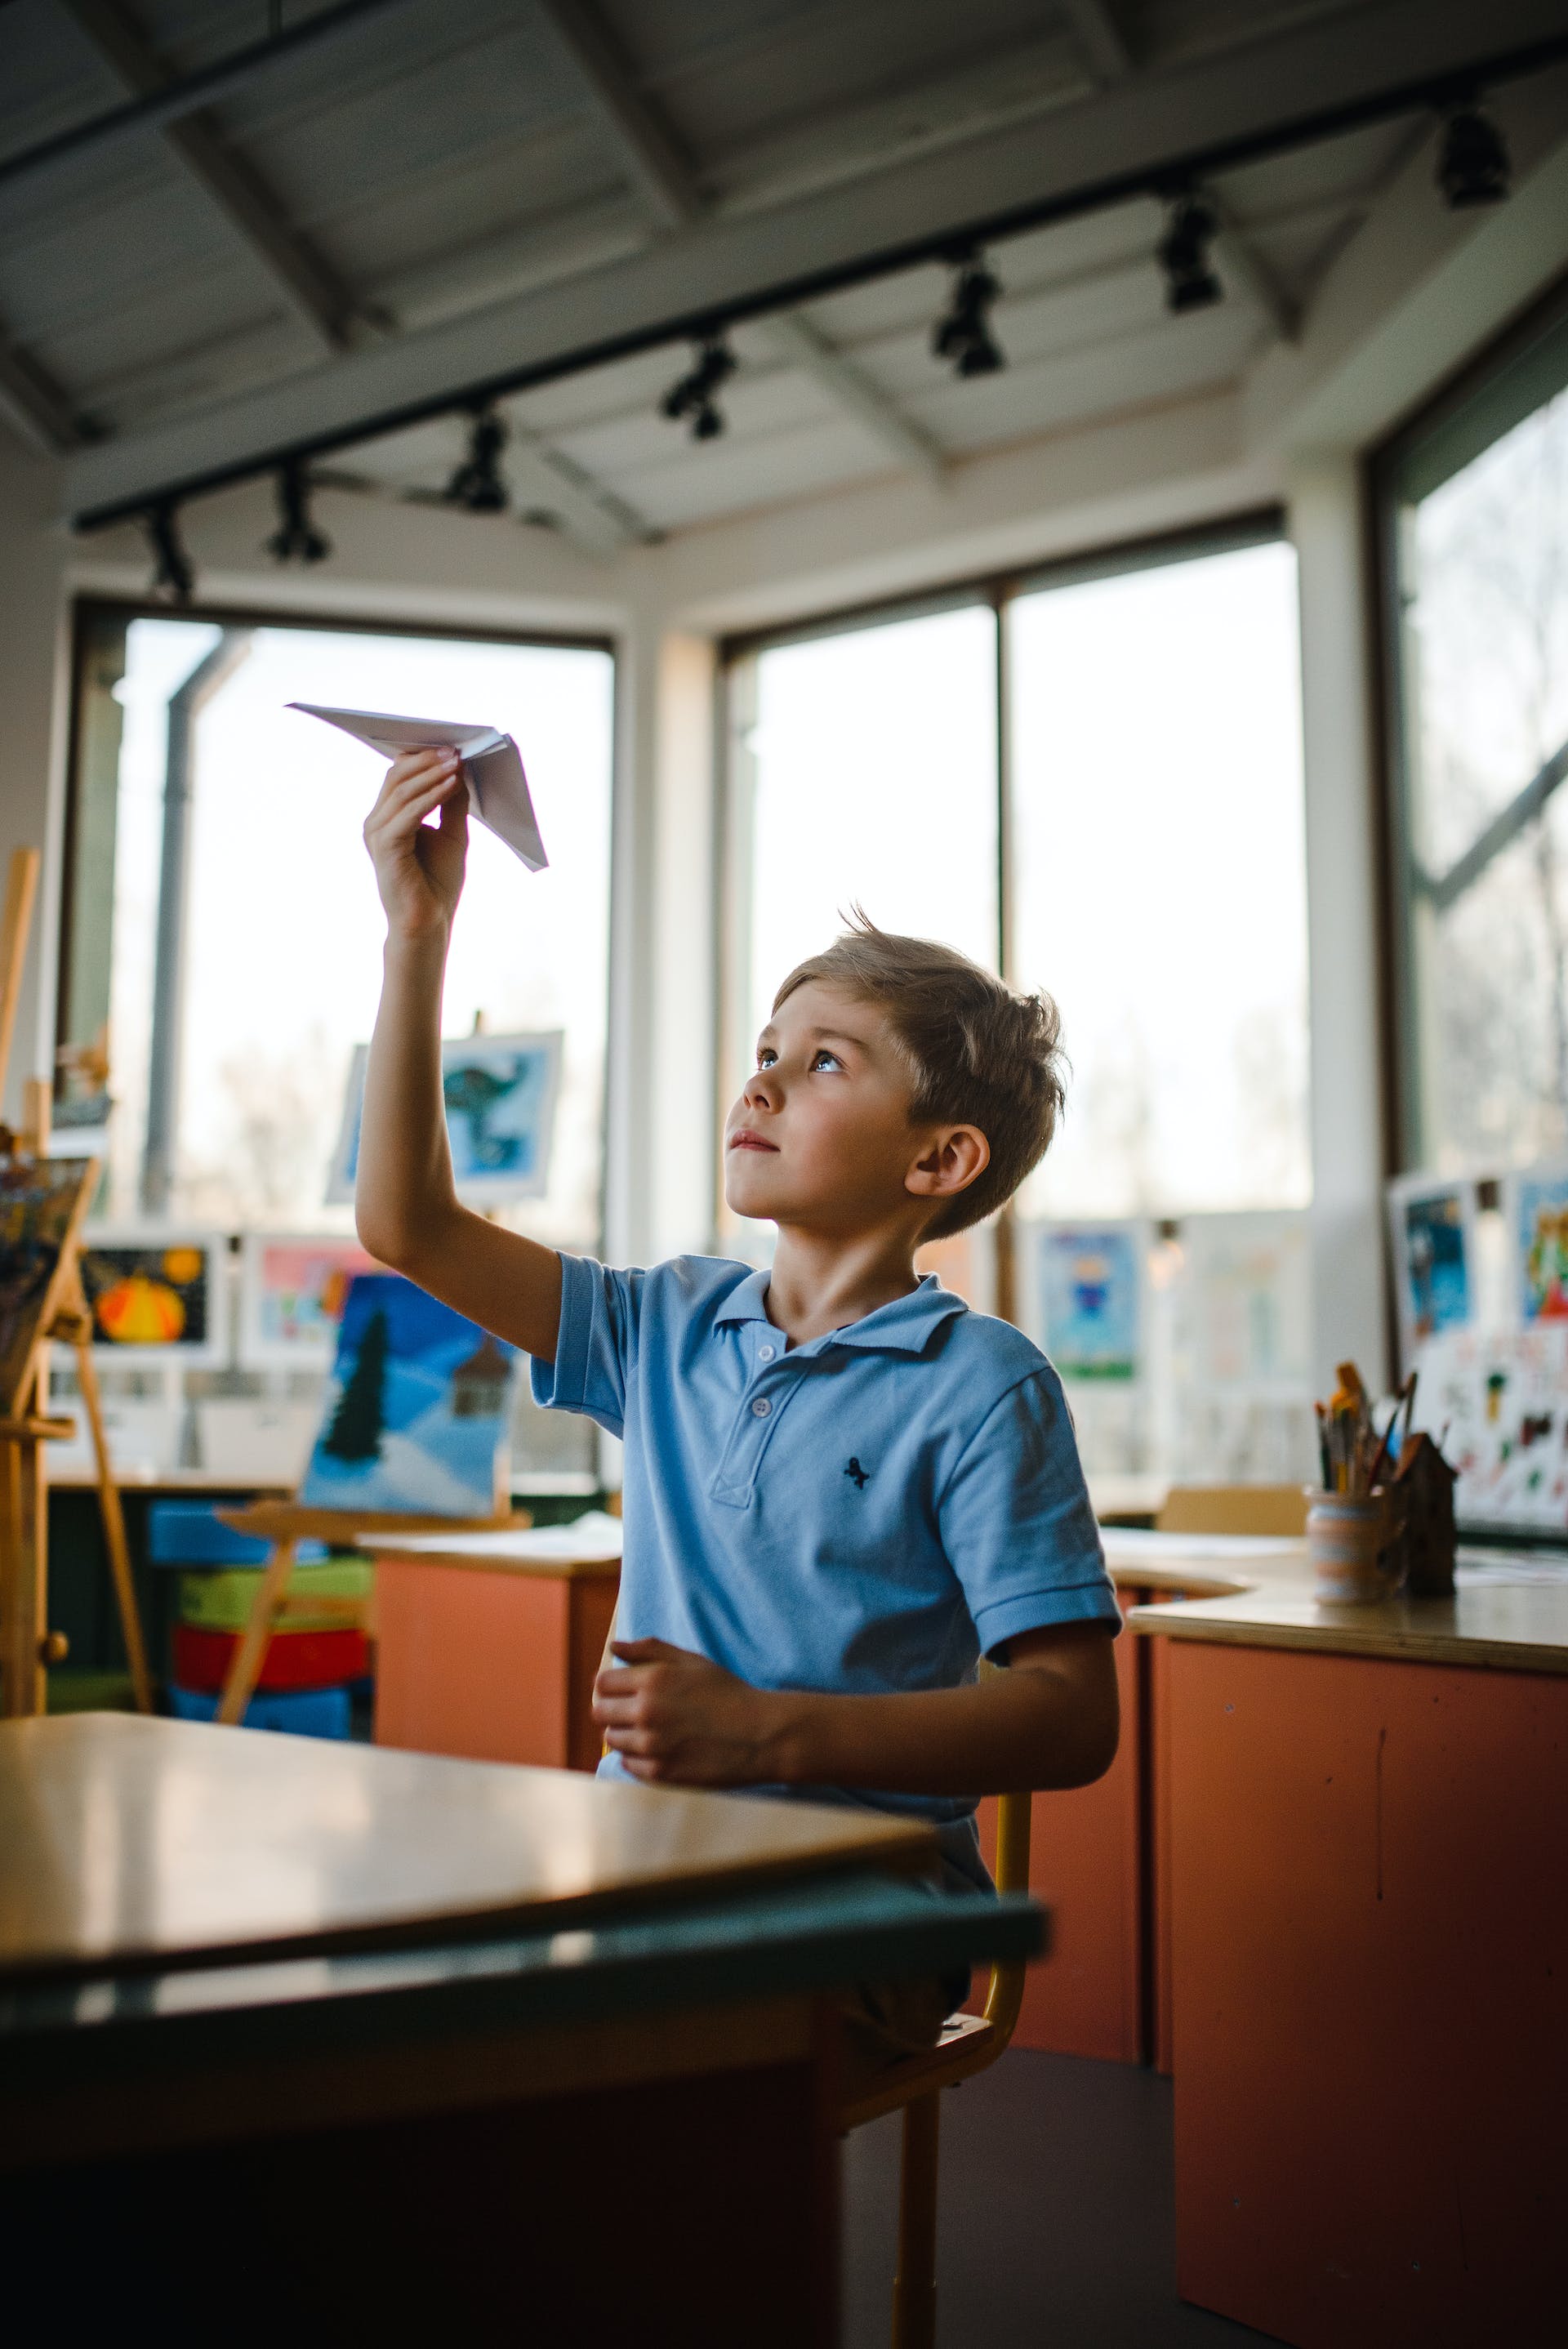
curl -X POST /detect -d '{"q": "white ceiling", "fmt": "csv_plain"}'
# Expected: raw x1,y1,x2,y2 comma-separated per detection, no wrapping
1,0,1563,555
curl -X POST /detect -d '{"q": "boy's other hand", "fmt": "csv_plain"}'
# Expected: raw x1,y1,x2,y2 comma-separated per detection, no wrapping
363,747,469,943
594,1638,787,1787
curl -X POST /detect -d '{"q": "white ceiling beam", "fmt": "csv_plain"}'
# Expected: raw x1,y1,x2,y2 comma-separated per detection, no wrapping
504,422,657,554
1208,193,1301,342
55,0,363,356
535,0,947,480
0,332,90,452
1058,1,1134,86
532,0,696,230
65,0,1568,524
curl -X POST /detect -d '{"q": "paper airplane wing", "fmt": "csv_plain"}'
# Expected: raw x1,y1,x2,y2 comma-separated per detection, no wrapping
289,702,547,872
468,738,548,872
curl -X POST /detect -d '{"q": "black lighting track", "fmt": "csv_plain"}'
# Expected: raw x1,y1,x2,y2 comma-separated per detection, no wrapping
69,30,1568,537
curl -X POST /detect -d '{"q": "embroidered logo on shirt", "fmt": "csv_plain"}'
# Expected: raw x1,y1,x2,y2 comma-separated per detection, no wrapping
844,1456,870,1490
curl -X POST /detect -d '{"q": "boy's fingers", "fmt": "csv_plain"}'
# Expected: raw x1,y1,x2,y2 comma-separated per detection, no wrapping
369,776,461,842
612,1638,688,1664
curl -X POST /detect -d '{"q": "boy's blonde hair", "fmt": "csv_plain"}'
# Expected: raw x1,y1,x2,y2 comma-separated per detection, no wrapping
773,913,1066,1239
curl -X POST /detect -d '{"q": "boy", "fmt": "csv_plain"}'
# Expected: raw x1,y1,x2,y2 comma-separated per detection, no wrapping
357,747,1120,2013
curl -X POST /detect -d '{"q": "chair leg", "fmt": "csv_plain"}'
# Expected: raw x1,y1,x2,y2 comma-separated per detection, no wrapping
890,2090,941,2349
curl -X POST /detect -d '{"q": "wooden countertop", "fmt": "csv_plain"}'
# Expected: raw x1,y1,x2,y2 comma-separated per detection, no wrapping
362,1525,621,1579
0,1714,934,1984
1125,1553,1568,1674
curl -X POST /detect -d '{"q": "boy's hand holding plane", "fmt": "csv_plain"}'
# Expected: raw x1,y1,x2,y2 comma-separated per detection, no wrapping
363,747,470,942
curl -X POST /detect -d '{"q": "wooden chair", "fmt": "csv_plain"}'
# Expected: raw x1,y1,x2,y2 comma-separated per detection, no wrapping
841,1727,1033,2349
1156,1482,1307,1538
213,1498,521,1726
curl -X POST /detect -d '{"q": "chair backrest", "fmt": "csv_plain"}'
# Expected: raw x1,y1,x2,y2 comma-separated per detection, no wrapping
1156,1483,1307,1537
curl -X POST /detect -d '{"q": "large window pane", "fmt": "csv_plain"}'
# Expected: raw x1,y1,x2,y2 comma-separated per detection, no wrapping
737,604,999,1073
80,616,612,1246
1388,345,1568,1171
1009,541,1310,1217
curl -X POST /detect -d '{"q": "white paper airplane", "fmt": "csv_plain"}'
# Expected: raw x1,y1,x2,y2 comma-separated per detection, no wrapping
288,702,548,871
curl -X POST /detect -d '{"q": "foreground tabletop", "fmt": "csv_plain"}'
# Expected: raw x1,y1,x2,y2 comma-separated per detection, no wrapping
0,1712,936,1981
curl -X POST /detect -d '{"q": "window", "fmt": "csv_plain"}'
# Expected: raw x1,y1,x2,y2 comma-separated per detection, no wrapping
727,600,1000,1095
1378,285,1568,1174
61,608,614,1246
1010,539,1309,1217
724,525,1309,1222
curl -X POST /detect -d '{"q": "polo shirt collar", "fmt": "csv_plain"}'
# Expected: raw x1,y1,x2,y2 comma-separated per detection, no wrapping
714,1268,967,1354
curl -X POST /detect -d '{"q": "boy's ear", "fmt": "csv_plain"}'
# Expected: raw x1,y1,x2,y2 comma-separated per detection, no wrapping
905,1125,990,1203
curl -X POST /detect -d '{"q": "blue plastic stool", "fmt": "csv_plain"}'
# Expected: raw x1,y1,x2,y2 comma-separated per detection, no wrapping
166,1683,350,1739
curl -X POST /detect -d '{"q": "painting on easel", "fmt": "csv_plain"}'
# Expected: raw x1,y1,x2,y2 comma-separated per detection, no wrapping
0,1156,99,1412
298,1272,518,1516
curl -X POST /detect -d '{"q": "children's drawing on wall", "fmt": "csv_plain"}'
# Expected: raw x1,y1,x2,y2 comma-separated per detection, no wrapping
1036,1224,1143,1380
1178,1212,1312,1391
1413,1324,1568,1531
1388,1178,1475,1366
239,1233,379,1366
1510,1166,1568,1323
80,1232,228,1362
327,1032,564,1205
298,1272,517,1516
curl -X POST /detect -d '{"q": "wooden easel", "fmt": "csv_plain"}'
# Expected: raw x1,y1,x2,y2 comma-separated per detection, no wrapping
215,1499,522,1725
0,847,153,1718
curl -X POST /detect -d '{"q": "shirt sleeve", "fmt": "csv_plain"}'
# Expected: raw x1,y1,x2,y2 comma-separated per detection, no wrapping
529,1250,641,1439
938,1367,1120,1656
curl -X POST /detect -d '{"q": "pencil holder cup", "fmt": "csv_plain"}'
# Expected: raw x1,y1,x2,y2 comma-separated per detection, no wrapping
1305,1489,1405,1605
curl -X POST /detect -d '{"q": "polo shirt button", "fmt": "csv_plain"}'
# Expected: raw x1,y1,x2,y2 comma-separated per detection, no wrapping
751,1397,772,1418
758,1344,776,1362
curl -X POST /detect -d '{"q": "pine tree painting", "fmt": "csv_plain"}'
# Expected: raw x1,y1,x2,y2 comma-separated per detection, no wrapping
321,1307,388,1461
300,1273,517,1514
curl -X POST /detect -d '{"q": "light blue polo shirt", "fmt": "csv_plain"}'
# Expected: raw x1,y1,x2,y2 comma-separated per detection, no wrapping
531,1252,1118,1885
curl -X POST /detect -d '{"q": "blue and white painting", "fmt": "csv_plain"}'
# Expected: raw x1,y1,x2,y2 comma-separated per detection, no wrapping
299,1273,518,1516
327,1032,564,1204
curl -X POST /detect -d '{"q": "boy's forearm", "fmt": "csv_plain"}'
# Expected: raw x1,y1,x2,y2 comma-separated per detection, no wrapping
769,1656,1116,1798
355,932,461,1266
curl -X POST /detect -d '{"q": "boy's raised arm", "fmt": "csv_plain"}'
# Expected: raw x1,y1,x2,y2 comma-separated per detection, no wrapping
355,747,562,1363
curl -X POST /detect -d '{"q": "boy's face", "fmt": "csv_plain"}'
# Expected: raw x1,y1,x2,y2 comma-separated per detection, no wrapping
725,980,959,1233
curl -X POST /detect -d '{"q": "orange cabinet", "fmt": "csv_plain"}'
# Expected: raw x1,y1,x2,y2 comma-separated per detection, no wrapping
373,1551,619,1772
1165,1640,1568,2347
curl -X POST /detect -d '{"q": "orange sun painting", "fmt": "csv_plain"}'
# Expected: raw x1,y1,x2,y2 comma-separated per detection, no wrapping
96,1273,187,1345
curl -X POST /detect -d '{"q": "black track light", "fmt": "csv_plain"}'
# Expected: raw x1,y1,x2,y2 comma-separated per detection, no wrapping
1157,191,1223,314
444,405,510,512
933,250,1004,377
1437,100,1510,209
145,501,194,604
661,336,735,441
265,457,332,564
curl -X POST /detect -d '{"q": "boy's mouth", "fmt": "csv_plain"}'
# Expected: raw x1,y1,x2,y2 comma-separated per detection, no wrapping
728,1128,778,1153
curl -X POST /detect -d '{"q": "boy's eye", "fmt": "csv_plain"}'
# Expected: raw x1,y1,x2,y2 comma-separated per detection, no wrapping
811,1050,844,1072
757,1048,777,1068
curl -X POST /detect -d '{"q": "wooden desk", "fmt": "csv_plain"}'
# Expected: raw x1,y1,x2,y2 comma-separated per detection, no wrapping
1128,1563,1568,2347
364,1526,621,1770
0,1714,1039,2345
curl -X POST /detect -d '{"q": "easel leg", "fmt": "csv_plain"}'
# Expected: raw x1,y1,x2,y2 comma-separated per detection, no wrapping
216,1540,296,1726
73,1340,154,1715
1,1413,47,1720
